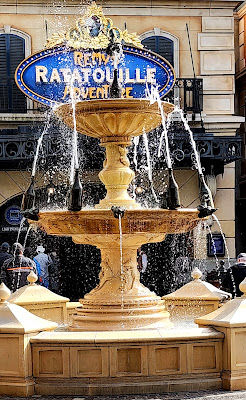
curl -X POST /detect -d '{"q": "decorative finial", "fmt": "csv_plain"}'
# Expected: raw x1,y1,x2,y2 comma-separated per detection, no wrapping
0,282,11,302
191,267,202,281
239,277,246,297
27,271,38,285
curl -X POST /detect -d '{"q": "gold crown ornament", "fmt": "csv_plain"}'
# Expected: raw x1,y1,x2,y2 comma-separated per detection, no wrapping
45,2,143,50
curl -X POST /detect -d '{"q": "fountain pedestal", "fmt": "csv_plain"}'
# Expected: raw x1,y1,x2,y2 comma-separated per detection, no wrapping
72,234,170,331
96,137,137,209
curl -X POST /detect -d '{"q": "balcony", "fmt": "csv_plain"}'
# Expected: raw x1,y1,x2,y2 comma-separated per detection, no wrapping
0,129,63,169
167,132,241,175
165,78,203,118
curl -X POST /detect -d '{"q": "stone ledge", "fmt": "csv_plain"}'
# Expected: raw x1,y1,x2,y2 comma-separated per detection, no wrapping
31,327,224,344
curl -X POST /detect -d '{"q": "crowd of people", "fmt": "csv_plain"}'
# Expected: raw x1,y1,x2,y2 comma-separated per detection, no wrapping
0,242,60,292
0,238,246,298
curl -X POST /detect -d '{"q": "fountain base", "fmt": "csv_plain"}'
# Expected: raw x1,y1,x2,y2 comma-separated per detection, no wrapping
31,328,223,396
71,297,171,331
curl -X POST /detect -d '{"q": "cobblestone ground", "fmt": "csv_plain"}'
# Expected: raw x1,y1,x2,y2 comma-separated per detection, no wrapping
1,390,246,400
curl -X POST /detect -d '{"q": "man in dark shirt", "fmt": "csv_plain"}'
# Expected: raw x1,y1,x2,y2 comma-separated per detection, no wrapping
0,242,12,269
223,253,246,297
0,242,36,292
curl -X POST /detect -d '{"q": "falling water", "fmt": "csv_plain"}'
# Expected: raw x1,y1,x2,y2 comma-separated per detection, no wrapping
133,136,139,171
132,136,139,201
212,214,236,297
175,107,203,175
69,78,80,184
15,217,26,246
142,133,159,203
206,224,222,287
32,112,52,177
119,215,124,309
16,225,32,290
23,226,31,251
146,84,172,169
11,216,26,291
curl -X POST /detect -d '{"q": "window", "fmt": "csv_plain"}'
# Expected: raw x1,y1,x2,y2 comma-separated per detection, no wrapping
140,29,179,76
141,36,174,66
0,28,30,113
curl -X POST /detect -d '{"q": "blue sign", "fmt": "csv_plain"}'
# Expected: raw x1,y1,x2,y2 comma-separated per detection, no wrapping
5,206,23,226
207,234,225,257
15,46,175,107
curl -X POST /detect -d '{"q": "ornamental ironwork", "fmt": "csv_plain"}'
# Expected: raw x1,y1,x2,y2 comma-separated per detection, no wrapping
0,133,63,168
170,134,241,163
0,131,241,170
165,78,203,115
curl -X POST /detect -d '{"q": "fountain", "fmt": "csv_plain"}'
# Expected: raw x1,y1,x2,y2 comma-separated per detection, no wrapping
2,2,245,396
30,22,201,331
37,93,202,331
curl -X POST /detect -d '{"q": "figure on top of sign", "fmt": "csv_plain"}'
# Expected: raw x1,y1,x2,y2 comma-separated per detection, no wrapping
45,2,142,50
84,15,102,37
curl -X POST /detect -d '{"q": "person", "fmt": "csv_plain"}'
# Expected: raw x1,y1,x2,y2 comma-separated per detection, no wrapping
48,250,60,293
0,242,36,292
0,242,12,269
33,245,51,288
223,253,246,297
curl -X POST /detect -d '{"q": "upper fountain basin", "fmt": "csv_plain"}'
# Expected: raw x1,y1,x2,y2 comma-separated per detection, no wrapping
55,98,174,139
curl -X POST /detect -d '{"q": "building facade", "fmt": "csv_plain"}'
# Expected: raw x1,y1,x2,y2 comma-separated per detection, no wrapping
0,0,244,293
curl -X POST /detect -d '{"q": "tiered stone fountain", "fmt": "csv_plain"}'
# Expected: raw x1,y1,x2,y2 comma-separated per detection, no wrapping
38,98,202,332
2,3,246,396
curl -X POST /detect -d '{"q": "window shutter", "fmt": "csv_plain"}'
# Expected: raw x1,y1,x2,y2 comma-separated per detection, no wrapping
142,36,174,66
0,36,8,111
0,34,27,112
9,35,26,112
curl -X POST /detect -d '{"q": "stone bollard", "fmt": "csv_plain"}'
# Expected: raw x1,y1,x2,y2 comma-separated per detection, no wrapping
163,267,231,321
195,277,246,390
0,282,57,396
9,271,70,325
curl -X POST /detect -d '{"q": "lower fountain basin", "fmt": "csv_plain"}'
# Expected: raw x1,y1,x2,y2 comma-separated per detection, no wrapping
37,208,201,245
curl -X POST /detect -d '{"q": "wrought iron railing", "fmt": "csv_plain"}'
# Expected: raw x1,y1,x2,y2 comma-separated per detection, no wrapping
165,78,203,117
170,134,241,163
0,133,63,168
0,131,241,170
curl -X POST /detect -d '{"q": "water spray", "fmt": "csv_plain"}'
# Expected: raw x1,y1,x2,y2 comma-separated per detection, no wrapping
170,105,216,217
21,112,52,219
146,84,180,209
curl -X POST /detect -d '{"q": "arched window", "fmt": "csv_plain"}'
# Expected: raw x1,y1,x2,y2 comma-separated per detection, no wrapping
142,36,174,66
0,27,31,113
140,29,179,76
